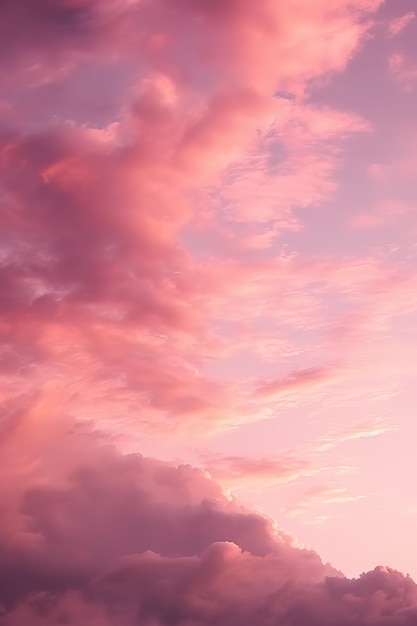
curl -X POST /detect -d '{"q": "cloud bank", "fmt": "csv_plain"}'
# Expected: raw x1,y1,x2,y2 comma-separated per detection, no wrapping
1,418,417,625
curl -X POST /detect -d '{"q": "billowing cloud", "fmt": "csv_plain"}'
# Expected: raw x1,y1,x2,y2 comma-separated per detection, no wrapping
0,421,417,624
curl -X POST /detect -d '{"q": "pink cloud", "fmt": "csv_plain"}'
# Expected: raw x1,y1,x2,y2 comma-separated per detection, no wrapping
0,417,333,607
284,485,365,520
349,199,413,230
203,454,316,491
133,0,383,97
312,418,394,452
256,366,338,399
388,11,416,37
0,0,389,441
388,52,417,91
1,420,417,624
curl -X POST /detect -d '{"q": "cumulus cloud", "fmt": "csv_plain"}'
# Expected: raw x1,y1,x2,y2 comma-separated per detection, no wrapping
0,421,416,624
0,416,331,610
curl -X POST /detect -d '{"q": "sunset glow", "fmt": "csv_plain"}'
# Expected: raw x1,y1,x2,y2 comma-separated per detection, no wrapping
1,1,417,624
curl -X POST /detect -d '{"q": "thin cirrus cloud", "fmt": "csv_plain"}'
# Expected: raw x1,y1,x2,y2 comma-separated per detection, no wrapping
255,366,338,398
1,0,417,623
203,453,318,490
283,485,366,520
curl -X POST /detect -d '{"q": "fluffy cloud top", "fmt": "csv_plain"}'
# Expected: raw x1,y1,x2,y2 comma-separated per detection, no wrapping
1,418,416,625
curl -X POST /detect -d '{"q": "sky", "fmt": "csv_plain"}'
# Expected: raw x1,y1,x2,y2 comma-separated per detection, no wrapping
1,0,417,624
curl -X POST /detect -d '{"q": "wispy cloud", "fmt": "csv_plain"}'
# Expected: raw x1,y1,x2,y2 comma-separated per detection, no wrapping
388,52,417,90
388,11,416,37
284,485,366,520
312,418,395,453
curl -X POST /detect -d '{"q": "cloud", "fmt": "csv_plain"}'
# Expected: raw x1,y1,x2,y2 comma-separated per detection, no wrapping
0,0,383,92
0,417,332,608
256,366,338,399
0,422,417,624
203,454,317,490
0,0,390,441
349,200,413,230
312,418,394,452
205,102,369,228
388,52,417,91
284,485,366,520
388,11,415,37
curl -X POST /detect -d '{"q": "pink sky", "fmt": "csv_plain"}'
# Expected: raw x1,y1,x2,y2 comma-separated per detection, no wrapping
1,0,417,623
